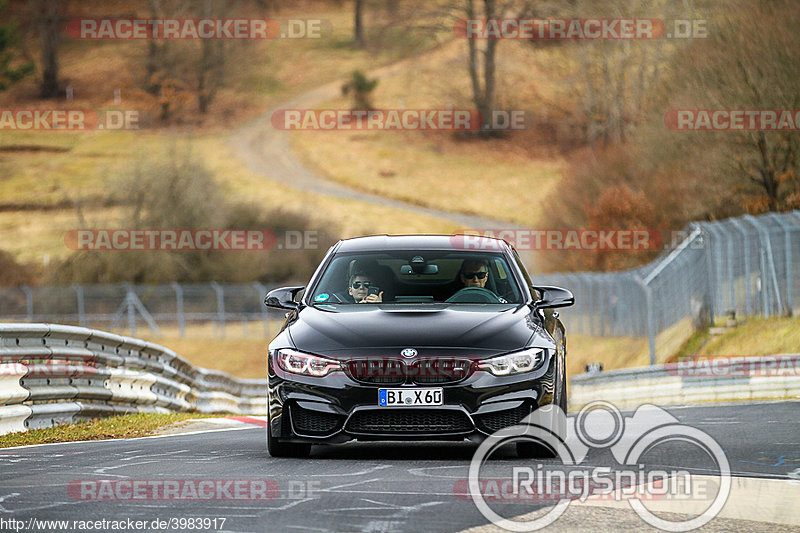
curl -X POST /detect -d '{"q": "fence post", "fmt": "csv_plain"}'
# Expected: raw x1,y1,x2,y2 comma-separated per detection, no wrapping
729,219,752,316
210,282,225,338
21,285,33,322
697,224,715,327
126,284,136,336
73,284,86,327
172,283,185,338
746,215,783,317
767,213,793,315
254,283,269,339
726,225,735,313
634,276,656,365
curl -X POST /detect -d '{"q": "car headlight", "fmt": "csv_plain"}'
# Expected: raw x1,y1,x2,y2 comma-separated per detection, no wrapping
478,348,547,376
275,348,341,377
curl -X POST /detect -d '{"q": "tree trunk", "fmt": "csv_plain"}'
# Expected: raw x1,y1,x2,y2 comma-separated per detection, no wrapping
38,0,60,98
466,0,498,133
145,0,162,95
354,0,365,47
197,0,225,114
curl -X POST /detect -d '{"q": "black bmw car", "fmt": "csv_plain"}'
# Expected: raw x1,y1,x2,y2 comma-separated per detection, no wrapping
264,235,574,457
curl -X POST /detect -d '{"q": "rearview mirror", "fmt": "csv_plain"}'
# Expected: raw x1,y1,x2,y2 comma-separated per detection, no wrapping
532,285,575,310
264,286,305,310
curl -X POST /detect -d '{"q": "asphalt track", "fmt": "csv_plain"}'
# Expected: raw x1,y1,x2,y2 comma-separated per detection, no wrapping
0,402,797,532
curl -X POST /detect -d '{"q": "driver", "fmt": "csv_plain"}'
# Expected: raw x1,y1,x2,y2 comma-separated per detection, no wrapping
458,258,490,289
450,258,507,303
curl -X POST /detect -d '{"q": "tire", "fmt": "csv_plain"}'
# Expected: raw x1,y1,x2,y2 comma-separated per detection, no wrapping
517,336,566,459
267,416,311,458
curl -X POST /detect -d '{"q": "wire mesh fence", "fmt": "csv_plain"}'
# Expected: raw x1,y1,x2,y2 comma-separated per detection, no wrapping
0,282,283,339
536,211,800,362
1,211,798,359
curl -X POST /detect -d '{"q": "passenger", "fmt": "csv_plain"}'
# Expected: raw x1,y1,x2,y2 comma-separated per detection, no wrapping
348,270,383,303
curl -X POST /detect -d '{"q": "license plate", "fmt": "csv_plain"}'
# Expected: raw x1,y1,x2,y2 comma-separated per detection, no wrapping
378,388,443,407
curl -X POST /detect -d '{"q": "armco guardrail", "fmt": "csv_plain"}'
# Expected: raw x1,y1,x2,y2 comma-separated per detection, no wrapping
569,354,800,410
0,323,266,435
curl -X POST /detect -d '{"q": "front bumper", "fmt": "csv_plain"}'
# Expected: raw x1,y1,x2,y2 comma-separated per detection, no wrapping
267,354,558,443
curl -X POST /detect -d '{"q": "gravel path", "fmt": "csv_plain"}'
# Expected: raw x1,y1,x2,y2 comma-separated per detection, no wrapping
228,58,521,230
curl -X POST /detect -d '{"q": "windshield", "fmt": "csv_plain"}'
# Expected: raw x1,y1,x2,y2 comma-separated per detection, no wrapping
309,251,523,305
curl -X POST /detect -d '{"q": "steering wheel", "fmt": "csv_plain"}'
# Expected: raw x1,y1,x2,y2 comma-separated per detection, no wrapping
445,286,503,304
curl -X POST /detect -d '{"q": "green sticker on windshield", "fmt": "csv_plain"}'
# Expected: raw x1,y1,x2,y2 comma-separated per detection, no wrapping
315,293,330,302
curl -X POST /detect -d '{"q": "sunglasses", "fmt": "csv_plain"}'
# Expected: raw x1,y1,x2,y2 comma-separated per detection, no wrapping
461,271,488,280
351,281,372,289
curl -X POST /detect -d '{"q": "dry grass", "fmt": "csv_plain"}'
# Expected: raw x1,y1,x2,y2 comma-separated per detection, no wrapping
694,316,800,357
0,207,120,264
566,318,694,377
566,315,800,378
290,40,568,227
196,136,459,238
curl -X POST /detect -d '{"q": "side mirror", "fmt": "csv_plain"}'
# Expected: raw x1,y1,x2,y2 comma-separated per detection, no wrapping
532,285,574,310
265,286,305,310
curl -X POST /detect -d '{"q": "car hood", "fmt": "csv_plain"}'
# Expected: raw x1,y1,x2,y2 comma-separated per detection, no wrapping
286,304,554,358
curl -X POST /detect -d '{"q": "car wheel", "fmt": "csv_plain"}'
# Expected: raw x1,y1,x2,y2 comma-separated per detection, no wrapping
267,416,311,458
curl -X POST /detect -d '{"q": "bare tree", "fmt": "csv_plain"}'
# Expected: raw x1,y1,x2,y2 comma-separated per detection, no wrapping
196,0,226,114
354,0,365,47
35,0,60,98
530,0,686,145
426,0,534,134
653,0,800,212
143,0,270,118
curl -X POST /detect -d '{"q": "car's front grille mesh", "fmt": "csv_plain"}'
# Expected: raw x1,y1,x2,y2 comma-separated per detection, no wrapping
478,404,531,432
345,358,474,385
346,359,406,385
412,358,473,384
291,404,342,434
346,409,472,434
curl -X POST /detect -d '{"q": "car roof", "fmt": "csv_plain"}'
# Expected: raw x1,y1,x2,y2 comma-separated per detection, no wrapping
334,234,513,253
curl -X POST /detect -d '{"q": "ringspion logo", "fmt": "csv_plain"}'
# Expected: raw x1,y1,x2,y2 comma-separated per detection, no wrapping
467,402,730,531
